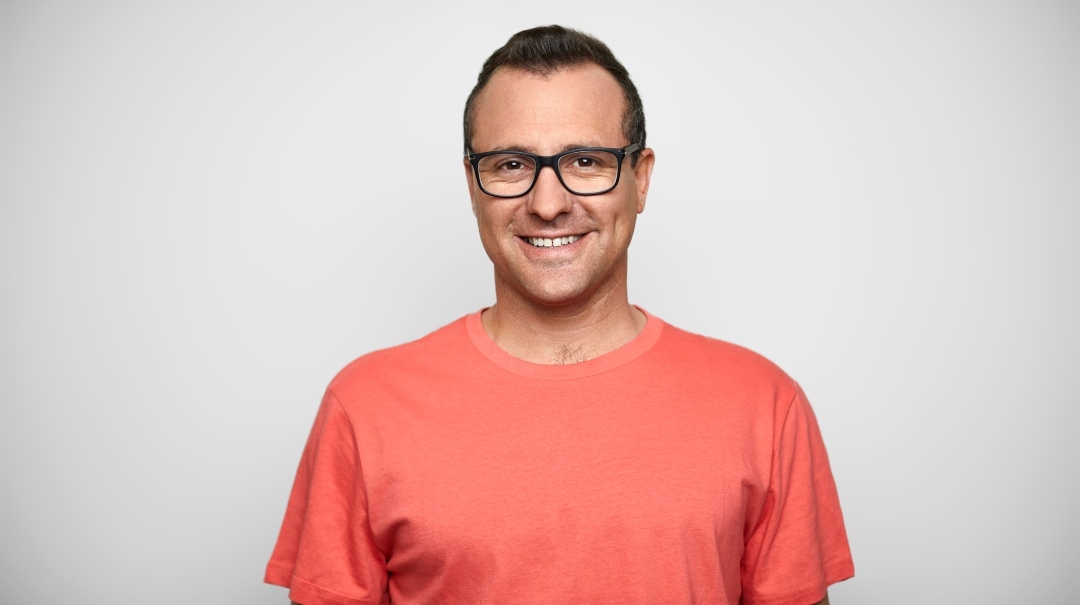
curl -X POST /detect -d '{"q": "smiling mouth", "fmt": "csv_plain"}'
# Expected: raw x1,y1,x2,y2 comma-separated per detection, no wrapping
522,235,583,248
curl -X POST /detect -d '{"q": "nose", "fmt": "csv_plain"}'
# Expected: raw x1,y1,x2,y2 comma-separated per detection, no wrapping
526,165,573,221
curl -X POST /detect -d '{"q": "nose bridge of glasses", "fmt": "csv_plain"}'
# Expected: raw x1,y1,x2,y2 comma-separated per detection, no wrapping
535,154,560,177
532,157,567,191
526,156,572,217
529,154,563,189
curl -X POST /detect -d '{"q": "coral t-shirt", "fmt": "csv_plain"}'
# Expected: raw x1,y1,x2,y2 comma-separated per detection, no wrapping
265,310,854,605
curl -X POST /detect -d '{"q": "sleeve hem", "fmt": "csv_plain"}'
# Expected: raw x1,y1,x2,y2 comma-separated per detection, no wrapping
264,561,295,588
264,563,382,605
742,557,855,605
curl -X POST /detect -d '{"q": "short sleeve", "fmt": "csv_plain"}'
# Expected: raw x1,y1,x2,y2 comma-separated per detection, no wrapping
741,385,855,605
265,389,389,605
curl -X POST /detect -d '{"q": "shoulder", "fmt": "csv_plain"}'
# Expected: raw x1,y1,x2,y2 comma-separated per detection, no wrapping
650,319,823,457
652,319,799,395
642,316,815,457
326,314,473,395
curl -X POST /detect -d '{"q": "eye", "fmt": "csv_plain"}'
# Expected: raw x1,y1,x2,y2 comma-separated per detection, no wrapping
562,151,613,173
490,156,532,173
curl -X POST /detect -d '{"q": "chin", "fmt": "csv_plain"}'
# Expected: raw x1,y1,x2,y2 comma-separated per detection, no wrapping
517,276,596,307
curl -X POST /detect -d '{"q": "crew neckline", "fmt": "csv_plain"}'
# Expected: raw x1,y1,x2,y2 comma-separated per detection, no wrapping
465,306,665,379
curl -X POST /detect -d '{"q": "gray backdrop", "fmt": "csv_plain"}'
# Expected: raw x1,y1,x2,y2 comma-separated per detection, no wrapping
2,1,1077,603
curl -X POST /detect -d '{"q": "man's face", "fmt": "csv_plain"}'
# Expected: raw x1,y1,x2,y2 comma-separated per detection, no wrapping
466,63,655,308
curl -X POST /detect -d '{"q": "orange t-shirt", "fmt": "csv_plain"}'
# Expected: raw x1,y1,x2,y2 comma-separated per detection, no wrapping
265,310,854,605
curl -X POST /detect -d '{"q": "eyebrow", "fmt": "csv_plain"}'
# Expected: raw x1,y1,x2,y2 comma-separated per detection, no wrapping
484,142,616,155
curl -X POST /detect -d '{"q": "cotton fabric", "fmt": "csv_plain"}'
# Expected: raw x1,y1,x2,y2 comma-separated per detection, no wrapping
265,309,853,604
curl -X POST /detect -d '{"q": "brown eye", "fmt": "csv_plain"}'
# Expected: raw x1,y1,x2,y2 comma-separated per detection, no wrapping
495,159,529,173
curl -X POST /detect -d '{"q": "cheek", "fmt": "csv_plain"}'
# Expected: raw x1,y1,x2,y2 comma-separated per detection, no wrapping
614,196,640,227
474,207,513,251
611,201,640,244
474,213,495,247
473,218,501,264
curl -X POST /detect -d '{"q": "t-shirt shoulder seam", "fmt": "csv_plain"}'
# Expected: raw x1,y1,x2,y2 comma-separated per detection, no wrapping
742,387,801,545
319,388,386,560
775,386,801,454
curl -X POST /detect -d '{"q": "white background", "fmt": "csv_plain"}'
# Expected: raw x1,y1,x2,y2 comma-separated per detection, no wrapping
1,2,1077,603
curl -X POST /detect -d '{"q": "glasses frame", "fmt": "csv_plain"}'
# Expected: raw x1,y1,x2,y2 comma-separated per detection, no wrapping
467,143,642,198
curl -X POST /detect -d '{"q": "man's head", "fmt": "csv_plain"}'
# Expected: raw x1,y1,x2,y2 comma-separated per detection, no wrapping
464,26,655,310
463,25,646,165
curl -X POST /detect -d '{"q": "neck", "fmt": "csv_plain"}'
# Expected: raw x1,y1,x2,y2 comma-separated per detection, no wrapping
482,277,646,365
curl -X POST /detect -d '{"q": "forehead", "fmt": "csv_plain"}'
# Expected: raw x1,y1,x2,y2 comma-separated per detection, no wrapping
470,63,627,153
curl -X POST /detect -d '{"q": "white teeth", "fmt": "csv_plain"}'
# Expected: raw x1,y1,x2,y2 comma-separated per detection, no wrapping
527,235,582,247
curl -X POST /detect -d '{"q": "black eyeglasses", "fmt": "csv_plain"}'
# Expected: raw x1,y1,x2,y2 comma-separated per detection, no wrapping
467,143,641,198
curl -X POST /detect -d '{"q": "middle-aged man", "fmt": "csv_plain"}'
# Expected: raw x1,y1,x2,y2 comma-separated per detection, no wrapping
266,24,854,605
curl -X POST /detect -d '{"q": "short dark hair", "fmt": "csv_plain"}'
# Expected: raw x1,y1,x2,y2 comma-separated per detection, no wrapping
463,25,646,165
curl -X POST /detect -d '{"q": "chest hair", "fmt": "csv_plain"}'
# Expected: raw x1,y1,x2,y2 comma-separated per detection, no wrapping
550,343,597,365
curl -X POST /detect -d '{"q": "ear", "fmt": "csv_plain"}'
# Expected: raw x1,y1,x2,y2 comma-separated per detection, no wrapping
631,148,656,214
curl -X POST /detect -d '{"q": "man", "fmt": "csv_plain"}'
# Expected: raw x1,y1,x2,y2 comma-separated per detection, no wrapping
266,25,853,605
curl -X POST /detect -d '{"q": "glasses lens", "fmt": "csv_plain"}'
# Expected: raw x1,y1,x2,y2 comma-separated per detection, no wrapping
558,150,620,194
477,154,537,197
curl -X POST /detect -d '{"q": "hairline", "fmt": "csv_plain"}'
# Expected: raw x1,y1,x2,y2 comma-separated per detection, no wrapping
466,61,630,154
465,60,636,156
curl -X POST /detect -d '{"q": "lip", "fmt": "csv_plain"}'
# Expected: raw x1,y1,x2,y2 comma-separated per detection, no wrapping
520,233,583,239
517,231,590,252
